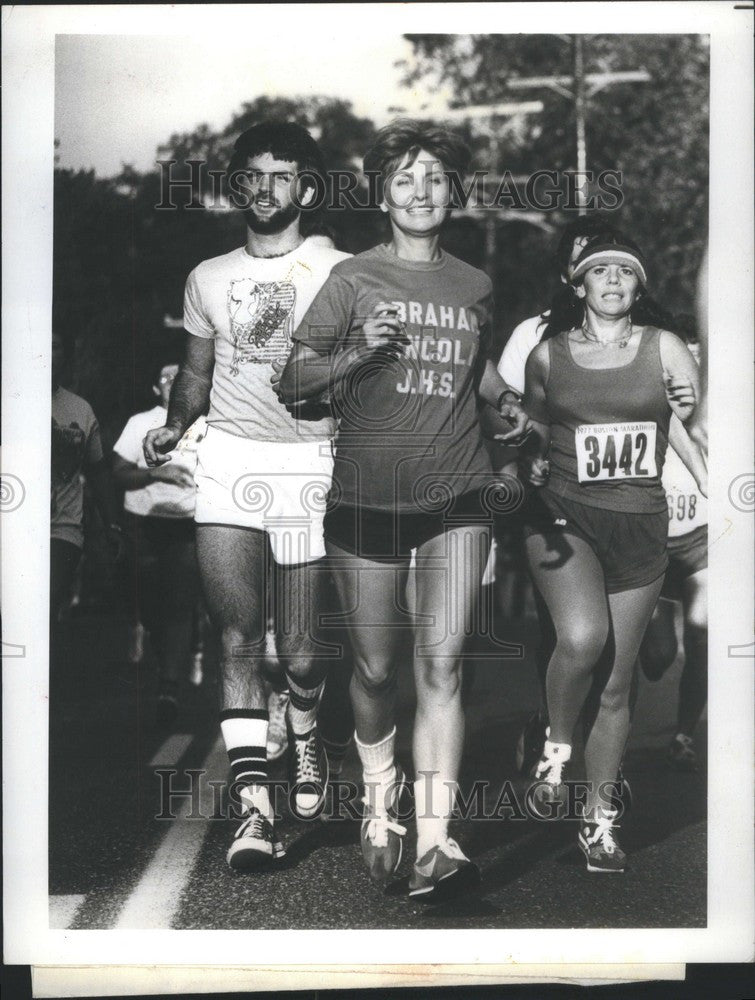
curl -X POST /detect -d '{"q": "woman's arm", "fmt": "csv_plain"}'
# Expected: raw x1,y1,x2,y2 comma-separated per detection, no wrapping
477,358,531,443
519,344,552,485
280,301,409,406
659,330,701,424
667,414,707,497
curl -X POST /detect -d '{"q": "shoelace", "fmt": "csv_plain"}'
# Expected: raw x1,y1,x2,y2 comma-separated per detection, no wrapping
236,811,266,841
294,733,322,784
586,812,619,855
361,783,407,848
362,807,407,848
537,755,565,785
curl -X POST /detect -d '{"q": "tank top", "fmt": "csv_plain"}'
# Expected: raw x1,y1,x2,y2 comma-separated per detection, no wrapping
543,327,671,514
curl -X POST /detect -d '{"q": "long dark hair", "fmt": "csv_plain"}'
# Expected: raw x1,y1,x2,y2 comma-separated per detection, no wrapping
540,233,677,340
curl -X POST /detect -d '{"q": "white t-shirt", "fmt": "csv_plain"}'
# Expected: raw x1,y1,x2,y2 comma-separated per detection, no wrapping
497,312,707,536
662,439,707,538
497,313,550,396
183,237,351,442
114,406,200,519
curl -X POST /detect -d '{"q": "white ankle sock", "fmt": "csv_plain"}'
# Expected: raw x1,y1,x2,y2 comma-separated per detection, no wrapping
355,728,396,814
415,775,456,857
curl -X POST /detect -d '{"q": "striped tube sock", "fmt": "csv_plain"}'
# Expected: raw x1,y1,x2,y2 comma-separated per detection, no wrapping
220,708,271,820
322,735,352,777
286,675,325,736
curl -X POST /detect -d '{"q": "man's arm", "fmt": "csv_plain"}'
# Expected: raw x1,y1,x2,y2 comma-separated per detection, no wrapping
166,333,215,435
144,333,214,466
112,453,195,491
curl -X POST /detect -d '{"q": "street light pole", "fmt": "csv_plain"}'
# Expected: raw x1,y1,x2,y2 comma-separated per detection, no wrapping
573,35,588,216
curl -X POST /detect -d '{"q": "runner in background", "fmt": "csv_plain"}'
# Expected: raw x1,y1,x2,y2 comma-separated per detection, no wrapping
687,247,708,457
51,331,123,671
113,359,202,727
639,328,708,770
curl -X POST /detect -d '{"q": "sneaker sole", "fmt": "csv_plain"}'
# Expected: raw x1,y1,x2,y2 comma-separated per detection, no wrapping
578,838,625,874
227,842,286,871
409,862,481,902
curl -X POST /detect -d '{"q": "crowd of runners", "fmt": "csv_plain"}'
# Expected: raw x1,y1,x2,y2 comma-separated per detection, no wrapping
53,117,708,900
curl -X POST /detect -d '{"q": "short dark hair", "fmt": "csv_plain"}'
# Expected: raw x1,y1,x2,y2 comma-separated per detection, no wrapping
363,118,471,189
228,120,325,187
554,212,614,276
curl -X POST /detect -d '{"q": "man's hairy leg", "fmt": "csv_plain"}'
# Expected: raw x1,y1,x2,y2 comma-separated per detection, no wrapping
196,524,270,710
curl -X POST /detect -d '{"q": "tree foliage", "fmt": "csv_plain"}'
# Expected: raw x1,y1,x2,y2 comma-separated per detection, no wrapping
402,34,709,326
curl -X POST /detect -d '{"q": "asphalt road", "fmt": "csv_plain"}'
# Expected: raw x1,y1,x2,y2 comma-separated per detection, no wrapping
49,606,706,931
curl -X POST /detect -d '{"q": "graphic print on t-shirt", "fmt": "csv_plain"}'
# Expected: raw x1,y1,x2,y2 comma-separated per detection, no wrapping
51,418,87,490
389,299,479,401
227,278,296,375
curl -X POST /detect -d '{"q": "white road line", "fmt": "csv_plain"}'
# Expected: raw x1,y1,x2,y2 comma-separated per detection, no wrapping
115,736,227,929
148,733,194,769
49,894,86,929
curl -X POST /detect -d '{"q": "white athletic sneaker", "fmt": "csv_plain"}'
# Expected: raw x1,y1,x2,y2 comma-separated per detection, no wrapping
408,836,480,900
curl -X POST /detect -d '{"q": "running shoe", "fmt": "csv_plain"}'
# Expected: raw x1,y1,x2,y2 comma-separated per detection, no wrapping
266,688,290,762
408,836,481,901
360,765,407,889
667,732,699,771
578,808,626,873
288,724,328,819
515,710,548,777
526,738,571,819
226,806,286,871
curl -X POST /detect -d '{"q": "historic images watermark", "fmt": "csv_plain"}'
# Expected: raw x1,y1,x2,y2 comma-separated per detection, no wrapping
156,163,624,214
154,768,628,824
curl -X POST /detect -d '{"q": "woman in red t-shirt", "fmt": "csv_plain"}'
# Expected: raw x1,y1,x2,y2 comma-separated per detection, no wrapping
282,119,528,901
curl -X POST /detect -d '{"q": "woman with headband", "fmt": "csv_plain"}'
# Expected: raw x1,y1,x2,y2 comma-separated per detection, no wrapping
520,235,700,873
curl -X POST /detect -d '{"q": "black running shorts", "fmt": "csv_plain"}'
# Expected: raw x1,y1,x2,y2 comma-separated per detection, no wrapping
661,524,708,600
523,488,668,594
323,489,493,562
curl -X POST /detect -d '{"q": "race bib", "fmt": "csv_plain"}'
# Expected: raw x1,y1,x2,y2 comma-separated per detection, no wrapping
575,422,658,483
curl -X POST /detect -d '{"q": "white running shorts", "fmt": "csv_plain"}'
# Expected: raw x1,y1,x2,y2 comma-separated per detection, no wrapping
194,426,334,565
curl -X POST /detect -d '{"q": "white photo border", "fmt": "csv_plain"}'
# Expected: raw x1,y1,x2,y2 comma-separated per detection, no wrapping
2,1,753,970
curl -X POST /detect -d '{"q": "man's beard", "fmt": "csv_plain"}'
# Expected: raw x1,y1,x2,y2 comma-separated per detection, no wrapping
244,200,300,235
